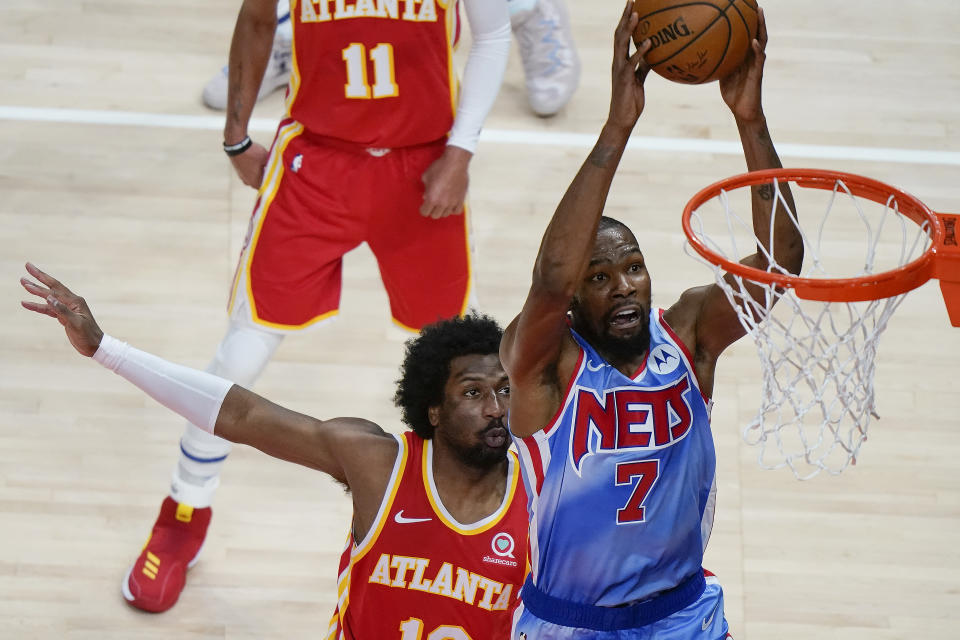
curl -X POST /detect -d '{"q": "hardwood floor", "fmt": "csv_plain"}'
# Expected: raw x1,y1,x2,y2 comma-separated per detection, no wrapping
2,0,958,637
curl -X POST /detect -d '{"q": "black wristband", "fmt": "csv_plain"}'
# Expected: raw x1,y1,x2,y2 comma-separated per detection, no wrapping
223,136,253,157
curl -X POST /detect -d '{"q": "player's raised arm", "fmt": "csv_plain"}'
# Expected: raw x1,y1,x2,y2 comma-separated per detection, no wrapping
19,263,397,497
667,9,803,374
501,4,651,438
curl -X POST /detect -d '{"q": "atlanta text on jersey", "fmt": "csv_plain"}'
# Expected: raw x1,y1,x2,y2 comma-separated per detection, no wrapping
367,553,517,611
300,0,444,24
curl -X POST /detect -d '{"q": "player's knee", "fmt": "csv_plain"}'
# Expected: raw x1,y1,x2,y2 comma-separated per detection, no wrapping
206,324,283,386
181,421,232,461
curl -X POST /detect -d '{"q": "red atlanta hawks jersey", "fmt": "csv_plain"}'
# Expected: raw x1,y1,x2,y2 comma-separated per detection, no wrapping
326,431,529,640
287,0,460,148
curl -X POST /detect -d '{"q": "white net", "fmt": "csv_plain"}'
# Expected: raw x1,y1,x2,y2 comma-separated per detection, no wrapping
686,175,935,479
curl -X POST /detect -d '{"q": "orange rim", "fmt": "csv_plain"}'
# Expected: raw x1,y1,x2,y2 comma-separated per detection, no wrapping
681,168,943,302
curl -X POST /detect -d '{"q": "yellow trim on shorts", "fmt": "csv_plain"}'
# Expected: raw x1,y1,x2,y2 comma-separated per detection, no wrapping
391,317,423,334
253,308,340,331
227,120,303,314
227,121,354,331
459,201,474,316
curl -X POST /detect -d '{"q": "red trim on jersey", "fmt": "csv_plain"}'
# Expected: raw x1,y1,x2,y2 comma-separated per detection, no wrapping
517,345,586,494
540,349,585,437
657,309,709,401
657,309,695,365
518,436,545,495
629,352,648,380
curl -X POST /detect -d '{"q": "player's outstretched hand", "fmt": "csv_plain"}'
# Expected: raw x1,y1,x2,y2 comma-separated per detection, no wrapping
230,140,271,189
20,263,104,358
420,145,471,219
608,1,652,132
720,6,767,123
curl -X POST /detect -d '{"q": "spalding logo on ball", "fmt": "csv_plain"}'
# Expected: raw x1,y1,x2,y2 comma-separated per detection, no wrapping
632,0,759,84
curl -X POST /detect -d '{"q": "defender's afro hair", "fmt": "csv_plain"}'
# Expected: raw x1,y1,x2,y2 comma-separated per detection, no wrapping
393,313,504,439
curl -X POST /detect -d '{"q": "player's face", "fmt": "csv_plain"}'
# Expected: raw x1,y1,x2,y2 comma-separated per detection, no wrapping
571,227,652,358
430,353,511,470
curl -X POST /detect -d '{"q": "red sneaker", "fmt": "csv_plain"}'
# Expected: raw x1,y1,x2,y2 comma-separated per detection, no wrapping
121,497,211,612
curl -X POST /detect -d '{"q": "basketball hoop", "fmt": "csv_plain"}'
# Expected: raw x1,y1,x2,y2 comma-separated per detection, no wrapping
682,168,960,479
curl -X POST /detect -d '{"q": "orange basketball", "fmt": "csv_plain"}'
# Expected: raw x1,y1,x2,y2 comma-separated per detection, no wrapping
631,0,759,84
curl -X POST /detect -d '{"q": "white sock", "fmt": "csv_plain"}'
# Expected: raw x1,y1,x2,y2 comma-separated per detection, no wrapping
507,0,538,17
169,323,284,507
276,0,293,41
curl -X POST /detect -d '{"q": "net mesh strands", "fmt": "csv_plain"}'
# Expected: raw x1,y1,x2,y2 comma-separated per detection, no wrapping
684,175,935,479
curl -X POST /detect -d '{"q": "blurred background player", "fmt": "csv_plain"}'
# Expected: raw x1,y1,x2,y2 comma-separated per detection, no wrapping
202,0,580,117
501,5,801,638
121,0,513,613
21,265,528,635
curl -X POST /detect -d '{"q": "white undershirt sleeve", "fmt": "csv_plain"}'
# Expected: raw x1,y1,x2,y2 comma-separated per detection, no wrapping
446,0,511,153
93,334,234,435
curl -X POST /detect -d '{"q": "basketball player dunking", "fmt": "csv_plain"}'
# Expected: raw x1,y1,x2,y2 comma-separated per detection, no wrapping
19,266,528,639
501,4,802,638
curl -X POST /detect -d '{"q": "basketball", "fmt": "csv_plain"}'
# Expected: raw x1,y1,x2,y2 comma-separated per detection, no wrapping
631,0,759,84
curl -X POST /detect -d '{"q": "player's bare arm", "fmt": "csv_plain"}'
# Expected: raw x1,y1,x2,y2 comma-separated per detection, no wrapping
502,4,652,438
224,0,277,188
214,390,397,539
420,145,472,219
664,8,802,396
420,0,511,219
19,262,399,541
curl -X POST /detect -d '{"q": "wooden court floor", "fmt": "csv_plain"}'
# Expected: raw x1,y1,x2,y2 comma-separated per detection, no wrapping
1,0,959,638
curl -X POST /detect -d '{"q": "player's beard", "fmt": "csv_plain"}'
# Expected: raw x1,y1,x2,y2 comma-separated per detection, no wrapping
595,319,651,361
571,305,652,362
456,418,510,471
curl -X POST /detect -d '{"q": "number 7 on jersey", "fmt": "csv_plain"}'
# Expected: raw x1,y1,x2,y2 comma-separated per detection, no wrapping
615,459,660,524
342,43,399,99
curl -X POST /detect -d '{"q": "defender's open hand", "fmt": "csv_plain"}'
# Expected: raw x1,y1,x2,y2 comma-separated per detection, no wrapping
20,262,104,357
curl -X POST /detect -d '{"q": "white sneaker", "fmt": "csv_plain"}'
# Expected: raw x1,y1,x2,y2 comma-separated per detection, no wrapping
510,0,580,117
201,17,293,111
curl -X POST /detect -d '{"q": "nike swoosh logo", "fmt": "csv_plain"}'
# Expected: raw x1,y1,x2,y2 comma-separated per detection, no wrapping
394,510,432,524
586,360,605,372
701,595,721,631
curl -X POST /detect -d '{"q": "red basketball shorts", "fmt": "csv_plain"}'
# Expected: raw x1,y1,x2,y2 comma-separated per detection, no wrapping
228,120,473,332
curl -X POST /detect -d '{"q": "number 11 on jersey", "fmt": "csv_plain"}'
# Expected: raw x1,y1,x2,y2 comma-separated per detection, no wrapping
342,43,399,99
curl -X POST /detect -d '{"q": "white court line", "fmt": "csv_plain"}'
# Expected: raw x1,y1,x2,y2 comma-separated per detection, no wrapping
1,105,958,167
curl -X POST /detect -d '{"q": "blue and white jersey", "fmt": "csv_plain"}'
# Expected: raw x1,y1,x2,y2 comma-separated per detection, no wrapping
511,309,717,607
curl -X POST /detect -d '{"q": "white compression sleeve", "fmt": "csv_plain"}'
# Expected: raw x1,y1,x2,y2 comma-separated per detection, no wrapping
446,0,511,153
93,334,234,435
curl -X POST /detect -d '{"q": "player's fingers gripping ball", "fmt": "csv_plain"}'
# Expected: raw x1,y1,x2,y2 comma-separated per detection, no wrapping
631,0,759,84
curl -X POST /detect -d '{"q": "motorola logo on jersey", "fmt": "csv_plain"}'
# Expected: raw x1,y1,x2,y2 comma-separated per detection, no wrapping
648,344,681,375
569,375,694,474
